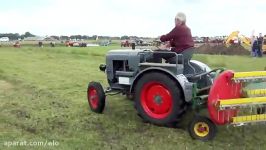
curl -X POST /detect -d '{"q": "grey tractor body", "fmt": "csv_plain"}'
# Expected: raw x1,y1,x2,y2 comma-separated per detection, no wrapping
102,49,212,102
88,49,223,141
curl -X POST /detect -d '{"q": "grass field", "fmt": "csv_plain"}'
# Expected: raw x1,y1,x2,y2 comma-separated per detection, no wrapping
0,46,266,150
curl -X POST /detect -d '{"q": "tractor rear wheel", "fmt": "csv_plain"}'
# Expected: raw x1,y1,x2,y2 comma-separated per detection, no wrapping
87,82,106,113
134,72,185,126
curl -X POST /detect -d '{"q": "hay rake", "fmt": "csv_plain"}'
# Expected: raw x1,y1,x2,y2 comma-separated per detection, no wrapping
188,70,266,141
209,71,266,126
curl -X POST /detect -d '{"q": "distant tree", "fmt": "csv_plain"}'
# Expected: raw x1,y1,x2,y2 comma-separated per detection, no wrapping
0,33,20,40
92,35,98,40
60,36,69,40
111,37,121,40
82,35,89,40
121,35,129,40
69,35,82,40
23,32,35,38
129,36,138,39
14,33,20,40
70,35,76,40
99,36,110,39
20,34,24,39
50,35,60,40
86,36,95,40
76,35,82,40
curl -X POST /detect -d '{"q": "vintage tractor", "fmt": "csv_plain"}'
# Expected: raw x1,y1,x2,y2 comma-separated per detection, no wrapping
87,49,266,141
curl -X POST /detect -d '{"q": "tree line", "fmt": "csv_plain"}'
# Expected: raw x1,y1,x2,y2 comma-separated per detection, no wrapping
0,32,148,41
0,32,35,40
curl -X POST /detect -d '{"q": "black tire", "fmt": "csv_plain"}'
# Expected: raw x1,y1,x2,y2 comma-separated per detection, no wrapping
87,82,105,113
188,116,217,141
134,72,185,126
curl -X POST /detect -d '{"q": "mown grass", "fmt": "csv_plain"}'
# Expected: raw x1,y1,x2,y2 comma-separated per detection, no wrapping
0,46,266,150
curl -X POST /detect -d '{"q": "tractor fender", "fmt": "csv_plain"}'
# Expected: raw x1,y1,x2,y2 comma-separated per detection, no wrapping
130,67,193,102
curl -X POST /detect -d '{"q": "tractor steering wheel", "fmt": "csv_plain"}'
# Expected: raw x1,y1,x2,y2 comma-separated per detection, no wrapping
153,41,171,51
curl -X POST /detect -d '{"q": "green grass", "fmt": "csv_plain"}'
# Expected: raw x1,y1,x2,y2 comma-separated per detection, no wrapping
0,46,266,150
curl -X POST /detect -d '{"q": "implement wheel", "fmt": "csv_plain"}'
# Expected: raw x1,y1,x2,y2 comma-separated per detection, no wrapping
134,72,185,126
188,116,217,141
87,82,105,113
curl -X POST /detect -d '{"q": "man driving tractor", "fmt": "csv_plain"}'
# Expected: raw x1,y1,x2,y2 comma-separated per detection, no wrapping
159,12,195,74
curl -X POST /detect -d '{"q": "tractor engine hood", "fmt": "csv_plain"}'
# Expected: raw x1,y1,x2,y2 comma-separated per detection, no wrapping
106,49,151,57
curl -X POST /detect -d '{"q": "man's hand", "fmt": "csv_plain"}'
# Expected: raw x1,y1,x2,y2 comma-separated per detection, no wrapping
158,41,171,50
165,41,171,48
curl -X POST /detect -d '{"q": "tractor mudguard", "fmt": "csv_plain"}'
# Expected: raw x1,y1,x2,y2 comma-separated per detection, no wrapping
130,67,193,102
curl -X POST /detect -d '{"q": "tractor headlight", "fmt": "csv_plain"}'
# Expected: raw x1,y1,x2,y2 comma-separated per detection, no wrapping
99,64,106,72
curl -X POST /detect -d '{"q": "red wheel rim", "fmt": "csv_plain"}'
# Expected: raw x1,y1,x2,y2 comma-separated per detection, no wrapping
140,81,173,119
88,87,99,109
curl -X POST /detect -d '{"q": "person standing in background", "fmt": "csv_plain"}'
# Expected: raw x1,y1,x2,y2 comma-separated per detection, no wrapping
250,35,256,56
257,33,263,57
252,37,259,57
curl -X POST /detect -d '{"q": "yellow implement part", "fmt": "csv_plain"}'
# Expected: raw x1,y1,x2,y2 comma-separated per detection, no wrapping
233,71,266,79
218,97,266,108
232,114,266,124
246,89,266,96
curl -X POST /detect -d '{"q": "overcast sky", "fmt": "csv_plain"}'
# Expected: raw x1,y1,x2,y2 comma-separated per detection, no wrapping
0,0,265,37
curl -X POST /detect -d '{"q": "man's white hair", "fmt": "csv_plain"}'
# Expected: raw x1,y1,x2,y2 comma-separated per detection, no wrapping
175,12,186,23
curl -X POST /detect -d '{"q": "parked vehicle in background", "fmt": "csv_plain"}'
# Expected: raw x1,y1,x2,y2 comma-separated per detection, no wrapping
99,40,111,46
225,31,251,46
0,37,9,42
13,41,20,48
121,40,130,47
193,37,204,43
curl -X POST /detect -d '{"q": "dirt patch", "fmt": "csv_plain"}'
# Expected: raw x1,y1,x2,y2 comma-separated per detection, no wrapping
0,80,13,91
12,122,37,134
11,109,31,119
50,101,69,109
195,44,250,55
25,127,37,133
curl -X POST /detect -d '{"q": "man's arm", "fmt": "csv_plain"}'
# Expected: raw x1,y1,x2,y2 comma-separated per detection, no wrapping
170,39,175,47
160,27,178,42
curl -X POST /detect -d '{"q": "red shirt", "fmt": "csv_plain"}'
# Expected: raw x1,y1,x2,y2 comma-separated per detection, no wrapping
160,24,194,53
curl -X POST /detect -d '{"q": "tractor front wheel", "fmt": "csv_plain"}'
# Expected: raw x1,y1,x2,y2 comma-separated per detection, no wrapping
87,82,106,113
134,72,185,126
